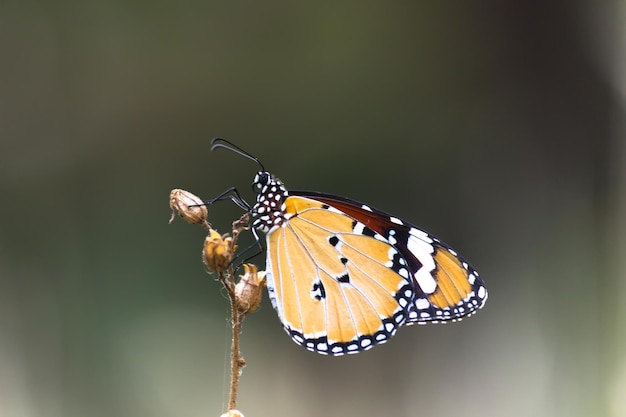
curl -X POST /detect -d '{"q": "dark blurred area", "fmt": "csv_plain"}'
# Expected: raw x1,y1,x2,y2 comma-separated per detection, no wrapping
1,2,625,417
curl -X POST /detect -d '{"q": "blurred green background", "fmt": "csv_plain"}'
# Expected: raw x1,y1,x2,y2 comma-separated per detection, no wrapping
1,2,625,417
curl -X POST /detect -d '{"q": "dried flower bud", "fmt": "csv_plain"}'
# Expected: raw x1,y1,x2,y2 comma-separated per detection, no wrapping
169,189,209,227
232,213,250,235
202,229,235,273
234,264,266,314
220,410,244,417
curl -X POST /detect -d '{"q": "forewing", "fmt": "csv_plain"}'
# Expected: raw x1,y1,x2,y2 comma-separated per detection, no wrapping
291,191,488,324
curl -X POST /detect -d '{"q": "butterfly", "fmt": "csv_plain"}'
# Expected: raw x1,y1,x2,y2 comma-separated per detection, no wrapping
208,138,488,355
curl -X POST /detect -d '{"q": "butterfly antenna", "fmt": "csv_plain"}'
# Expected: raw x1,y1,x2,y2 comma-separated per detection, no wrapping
210,138,265,171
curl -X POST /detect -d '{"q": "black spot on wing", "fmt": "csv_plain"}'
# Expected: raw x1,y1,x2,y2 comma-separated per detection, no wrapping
312,280,326,301
350,219,377,238
337,273,350,284
361,226,377,238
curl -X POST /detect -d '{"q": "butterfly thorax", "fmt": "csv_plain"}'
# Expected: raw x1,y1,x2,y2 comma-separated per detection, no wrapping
251,171,290,233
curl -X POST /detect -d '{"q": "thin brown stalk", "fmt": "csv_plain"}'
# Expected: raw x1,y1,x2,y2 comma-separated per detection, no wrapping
219,267,244,411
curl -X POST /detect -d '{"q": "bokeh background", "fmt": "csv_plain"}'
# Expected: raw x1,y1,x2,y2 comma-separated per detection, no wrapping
1,2,625,417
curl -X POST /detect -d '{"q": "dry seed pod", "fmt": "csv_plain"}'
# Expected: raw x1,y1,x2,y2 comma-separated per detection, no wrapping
202,229,235,273
169,189,209,227
234,264,266,314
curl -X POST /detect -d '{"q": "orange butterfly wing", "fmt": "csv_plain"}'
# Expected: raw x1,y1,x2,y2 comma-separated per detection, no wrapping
265,196,413,355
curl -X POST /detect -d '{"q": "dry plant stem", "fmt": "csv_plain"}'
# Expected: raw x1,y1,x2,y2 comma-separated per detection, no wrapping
220,265,244,411
170,191,251,414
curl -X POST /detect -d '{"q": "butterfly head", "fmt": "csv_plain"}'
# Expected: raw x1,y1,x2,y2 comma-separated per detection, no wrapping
209,139,290,233
251,171,290,233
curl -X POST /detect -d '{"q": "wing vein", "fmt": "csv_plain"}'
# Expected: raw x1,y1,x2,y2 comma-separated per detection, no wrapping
285,221,357,342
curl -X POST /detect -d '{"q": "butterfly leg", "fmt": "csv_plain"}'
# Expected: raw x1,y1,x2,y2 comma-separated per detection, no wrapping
230,227,264,271
201,187,252,211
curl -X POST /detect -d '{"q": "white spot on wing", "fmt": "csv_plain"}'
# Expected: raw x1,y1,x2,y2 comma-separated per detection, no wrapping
415,298,430,310
414,269,437,294
408,234,435,255
352,221,366,235
409,227,433,244
407,235,437,293
478,286,487,299
389,216,403,225
373,233,386,242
